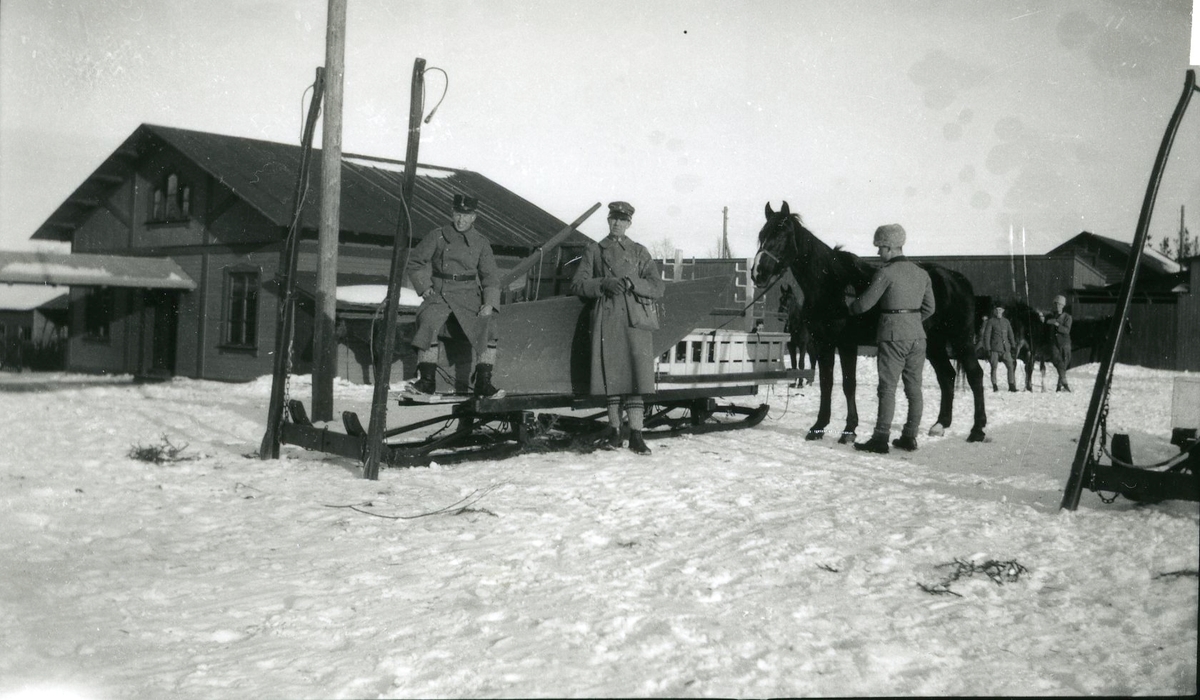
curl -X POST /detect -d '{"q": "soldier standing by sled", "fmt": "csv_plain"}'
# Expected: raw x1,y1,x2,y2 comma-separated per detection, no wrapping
570,201,664,455
406,194,503,398
981,303,1018,392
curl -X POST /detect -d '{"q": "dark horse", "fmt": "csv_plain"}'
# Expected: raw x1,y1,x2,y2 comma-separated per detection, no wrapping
997,300,1112,392
779,284,817,386
752,202,987,442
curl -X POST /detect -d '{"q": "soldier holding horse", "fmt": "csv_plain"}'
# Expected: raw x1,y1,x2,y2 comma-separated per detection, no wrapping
751,202,988,444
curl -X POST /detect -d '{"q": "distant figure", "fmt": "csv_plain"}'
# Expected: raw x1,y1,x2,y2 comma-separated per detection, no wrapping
846,223,935,454
1045,294,1073,392
981,304,1018,392
570,201,665,455
407,194,503,398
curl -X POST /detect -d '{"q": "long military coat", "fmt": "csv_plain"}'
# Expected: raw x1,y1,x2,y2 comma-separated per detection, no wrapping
1045,310,1073,362
571,235,665,395
407,224,501,352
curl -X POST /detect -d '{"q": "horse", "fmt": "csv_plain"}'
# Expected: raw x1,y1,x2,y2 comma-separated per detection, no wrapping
779,284,818,386
978,300,1049,392
751,202,987,443
1001,300,1113,391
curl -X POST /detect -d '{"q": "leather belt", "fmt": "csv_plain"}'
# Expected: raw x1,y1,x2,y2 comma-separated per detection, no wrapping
434,271,478,282
882,309,919,314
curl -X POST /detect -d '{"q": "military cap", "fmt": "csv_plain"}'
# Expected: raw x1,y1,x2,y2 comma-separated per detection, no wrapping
872,223,906,248
452,194,479,213
608,201,635,220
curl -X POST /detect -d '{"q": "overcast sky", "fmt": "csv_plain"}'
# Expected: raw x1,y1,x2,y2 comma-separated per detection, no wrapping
1,0,1197,259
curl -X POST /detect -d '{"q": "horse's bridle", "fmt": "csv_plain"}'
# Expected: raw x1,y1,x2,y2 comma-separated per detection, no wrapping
751,218,799,286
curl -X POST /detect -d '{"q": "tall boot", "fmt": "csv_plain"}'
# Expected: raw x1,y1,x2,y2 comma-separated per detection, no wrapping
473,363,501,398
412,362,437,395
628,430,651,455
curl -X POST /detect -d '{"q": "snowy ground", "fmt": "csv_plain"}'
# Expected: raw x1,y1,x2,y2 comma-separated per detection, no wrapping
1,360,1196,699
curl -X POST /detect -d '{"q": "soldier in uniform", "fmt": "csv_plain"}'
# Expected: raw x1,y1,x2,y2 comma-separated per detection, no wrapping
981,303,1018,392
570,201,665,455
406,194,503,398
1046,294,1073,392
847,223,936,454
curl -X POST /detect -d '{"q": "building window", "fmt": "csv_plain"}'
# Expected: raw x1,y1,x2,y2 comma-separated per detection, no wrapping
224,271,260,348
149,172,191,223
84,288,113,341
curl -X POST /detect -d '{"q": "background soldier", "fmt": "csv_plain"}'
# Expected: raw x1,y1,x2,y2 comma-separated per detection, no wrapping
570,201,664,455
1046,294,1073,392
847,223,936,454
406,194,502,398
981,303,1018,392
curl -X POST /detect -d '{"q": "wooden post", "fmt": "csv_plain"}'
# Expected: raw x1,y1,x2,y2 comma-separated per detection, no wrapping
312,0,346,422
259,68,325,460
363,58,426,480
498,203,601,288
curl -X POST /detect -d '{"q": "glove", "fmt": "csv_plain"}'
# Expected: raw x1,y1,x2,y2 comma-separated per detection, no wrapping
478,303,493,317
600,277,625,297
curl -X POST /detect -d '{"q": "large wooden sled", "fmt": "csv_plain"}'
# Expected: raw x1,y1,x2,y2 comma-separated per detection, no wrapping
277,275,809,468
1059,70,1200,508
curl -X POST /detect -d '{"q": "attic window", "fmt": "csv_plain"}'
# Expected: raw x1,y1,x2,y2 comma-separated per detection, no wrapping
149,173,192,223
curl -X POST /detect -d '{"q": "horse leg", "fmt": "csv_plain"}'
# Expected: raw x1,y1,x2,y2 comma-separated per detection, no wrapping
838,344,859,444
926,352,957,437
959,343,988,442
807,346,837,440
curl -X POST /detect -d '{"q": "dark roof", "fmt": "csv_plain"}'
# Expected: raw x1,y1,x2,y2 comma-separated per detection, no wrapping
1046,231,1181,277
32,124,590,252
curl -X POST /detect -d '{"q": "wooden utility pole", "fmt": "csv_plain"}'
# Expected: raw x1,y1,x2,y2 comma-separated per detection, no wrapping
312,0,346,422
1180,205,1187,261
721,206,730,258
363,57,426,480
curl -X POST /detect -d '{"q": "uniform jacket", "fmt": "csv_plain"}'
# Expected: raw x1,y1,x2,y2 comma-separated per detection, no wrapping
849,257,935,342
407,224,501,352
981,316,1016,354
1046,310,1072,352
571,234,665,395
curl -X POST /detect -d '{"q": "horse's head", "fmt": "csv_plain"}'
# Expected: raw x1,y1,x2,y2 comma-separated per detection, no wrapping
752,201,800,286
777,284,795,313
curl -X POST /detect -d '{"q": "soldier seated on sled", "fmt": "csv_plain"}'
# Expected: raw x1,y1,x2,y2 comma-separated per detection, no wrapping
570,201,665,456
406,194,503,398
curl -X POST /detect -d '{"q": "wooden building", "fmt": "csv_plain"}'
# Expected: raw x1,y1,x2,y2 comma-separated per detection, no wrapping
4,124,591,381
0,285,69,370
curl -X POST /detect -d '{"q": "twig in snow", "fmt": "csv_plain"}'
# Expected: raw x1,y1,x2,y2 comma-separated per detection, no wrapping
1154,569,1199,580
919,558,1029,597
128,434,193,464
322,484,502,520
816,563,840,573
